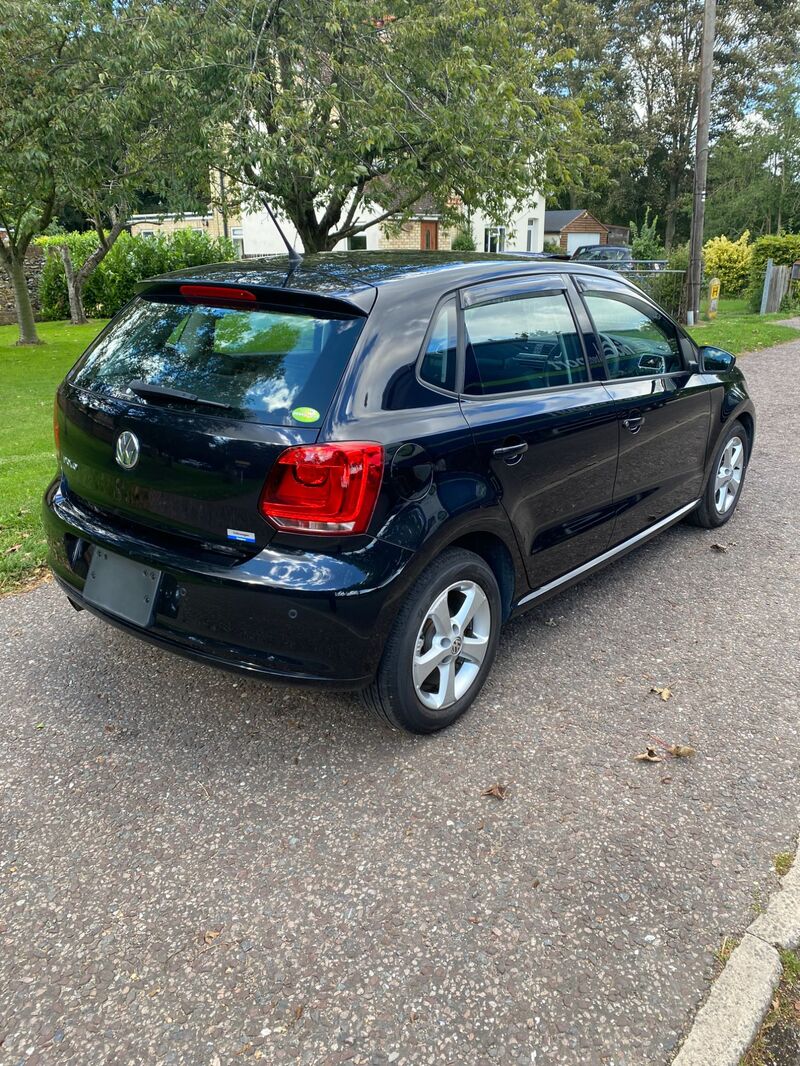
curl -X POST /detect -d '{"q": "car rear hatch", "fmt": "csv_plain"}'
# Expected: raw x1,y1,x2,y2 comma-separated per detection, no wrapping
57,281,371,554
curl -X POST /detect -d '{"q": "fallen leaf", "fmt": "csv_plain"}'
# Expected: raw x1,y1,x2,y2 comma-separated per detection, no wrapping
293,1004,304,1021
669,744,696,758
710,543,728,553
3,544,22,555
543,617,558,628
650,686,672,701
34,723,44,730
661,775,673,784
634,747,664,763
481,783,508,800
203,930,221,945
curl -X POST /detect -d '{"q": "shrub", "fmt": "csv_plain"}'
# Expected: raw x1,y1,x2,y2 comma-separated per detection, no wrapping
542,238,561,254
629,208,666,261
37,229,235,320
747,234,800,310
648,242,689,319
702,232,752,298
451,225,476,251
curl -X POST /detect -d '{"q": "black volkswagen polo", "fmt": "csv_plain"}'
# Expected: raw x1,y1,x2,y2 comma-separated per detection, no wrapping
44,252,755,733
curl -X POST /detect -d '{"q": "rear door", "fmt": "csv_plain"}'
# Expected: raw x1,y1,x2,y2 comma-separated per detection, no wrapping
574,274,712,544
58,289,367,551
458,275,620,588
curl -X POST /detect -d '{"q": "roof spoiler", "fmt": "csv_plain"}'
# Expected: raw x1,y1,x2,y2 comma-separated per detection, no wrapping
135,278,371,318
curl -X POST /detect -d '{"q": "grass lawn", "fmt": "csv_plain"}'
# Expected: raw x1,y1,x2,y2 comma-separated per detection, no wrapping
1,300,799,595
0,320,107,593
687,296,800,353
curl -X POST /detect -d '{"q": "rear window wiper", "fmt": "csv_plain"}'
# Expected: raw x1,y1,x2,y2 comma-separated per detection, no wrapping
127,380,234,411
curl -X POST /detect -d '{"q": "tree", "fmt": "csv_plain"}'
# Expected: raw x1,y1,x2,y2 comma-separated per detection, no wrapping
705,70,800,238
0,0,211,339
0,0,73,343
203,0,580,252
614,0,800,248
52,2,212,324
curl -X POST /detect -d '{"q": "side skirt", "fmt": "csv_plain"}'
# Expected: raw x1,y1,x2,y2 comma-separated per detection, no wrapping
513,499,700,611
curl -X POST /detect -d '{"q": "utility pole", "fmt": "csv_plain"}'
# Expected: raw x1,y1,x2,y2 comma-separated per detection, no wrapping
687,0,716,325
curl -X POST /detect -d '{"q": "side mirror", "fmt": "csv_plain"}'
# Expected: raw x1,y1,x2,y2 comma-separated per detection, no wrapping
699,345,736,372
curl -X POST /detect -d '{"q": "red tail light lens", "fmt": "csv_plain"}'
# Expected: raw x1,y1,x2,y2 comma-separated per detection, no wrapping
260,442,384,535
178,284,256,304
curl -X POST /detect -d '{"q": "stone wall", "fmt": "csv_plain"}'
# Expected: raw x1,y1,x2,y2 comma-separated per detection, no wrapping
378,220,453,251
0,247,45,325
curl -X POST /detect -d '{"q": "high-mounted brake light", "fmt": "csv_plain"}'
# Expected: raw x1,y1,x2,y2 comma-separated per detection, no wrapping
178,284,256,303
259,443,384,535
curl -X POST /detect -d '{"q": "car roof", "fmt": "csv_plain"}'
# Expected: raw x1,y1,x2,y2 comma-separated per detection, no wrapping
139,250,632,313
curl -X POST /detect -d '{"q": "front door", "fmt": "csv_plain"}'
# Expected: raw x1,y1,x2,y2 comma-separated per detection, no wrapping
458,275,620,588
575,278,712,544
420,220,438,251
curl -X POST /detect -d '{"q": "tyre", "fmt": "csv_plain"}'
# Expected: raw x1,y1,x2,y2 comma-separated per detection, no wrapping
362,548,502,734
687,419,749,529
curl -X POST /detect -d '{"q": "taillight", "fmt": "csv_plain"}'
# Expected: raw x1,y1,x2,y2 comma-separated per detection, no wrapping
53,397,61,456
259,442,383,535
178,284,256,304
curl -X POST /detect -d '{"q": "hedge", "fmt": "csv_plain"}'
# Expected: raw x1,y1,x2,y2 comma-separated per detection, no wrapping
37,229,236,320
703,232,752,298
746,234,800,311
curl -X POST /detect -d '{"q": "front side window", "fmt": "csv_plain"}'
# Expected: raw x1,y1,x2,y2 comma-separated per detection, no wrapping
419,299,458,392
463,290,589,395
582,291,682,379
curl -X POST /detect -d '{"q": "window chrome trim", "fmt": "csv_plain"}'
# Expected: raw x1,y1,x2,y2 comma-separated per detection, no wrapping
515,499,700,608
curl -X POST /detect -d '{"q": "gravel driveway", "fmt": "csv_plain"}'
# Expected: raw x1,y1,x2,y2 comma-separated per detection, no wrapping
2,341,799,1066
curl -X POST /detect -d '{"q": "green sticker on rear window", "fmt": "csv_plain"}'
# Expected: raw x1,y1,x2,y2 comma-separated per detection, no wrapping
291,406,320,423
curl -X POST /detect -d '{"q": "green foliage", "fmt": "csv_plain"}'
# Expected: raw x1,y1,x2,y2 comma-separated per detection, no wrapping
38,230,234,321
649,241,688,318
451,226,476,251
747,234,800,310
206,0,579,251
629,209,666,261
542,238,562,254
703,233,753,298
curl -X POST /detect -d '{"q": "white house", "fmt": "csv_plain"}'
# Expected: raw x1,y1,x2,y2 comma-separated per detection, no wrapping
237,191,546,256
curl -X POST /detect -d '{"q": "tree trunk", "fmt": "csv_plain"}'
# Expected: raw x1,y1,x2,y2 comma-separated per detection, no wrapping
6,254,42,345
664,174,679,251
58,246,88,325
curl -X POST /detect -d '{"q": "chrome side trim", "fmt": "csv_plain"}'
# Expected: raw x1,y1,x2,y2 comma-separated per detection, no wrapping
515,499,701,608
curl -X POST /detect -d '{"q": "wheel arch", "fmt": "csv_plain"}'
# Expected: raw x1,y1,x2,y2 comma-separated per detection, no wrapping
445,530,517,622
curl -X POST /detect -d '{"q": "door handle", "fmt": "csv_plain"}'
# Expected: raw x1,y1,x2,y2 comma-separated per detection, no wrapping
622,415,645,434
492,441,529,463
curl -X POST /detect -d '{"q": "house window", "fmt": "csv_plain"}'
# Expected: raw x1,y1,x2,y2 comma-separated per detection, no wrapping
140,230,155,239
483,227,506,253
526,218,539,252
231,226,244,258
348,235,367,250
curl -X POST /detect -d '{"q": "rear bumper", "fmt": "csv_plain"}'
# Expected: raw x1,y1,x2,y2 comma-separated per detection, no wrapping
43,479,414,687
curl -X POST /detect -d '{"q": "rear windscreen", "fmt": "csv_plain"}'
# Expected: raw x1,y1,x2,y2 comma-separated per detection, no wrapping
70,296,366,426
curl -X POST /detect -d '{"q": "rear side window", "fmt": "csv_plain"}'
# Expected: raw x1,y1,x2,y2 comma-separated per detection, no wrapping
71,296,365,426
463,291,589,395
419,299,457,392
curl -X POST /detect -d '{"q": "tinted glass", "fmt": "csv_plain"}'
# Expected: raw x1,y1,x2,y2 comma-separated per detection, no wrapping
463,291,588,395
419,299,458,392
583,292,682,378
72,296,365,426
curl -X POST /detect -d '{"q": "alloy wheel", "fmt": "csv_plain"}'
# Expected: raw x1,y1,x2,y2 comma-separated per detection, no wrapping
714,435,744,515
412,580,492,711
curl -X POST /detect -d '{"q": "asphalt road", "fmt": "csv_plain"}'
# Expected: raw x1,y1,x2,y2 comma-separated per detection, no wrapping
2,341,799,1066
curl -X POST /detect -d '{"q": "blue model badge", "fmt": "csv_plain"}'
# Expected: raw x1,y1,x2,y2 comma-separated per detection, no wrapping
227,528,256,543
